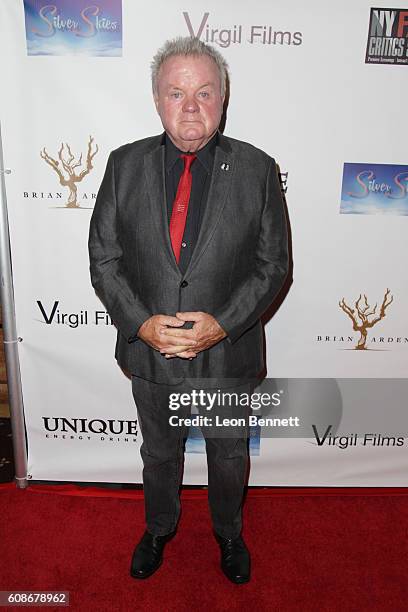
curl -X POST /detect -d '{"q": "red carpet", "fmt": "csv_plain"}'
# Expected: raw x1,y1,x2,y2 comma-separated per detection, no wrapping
1,485,408,611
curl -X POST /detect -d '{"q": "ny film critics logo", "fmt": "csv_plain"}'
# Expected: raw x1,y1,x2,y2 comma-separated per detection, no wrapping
340,163,408,215
183,12,302,48
317,289,407,350
366,7,408,64
23,0,122,57
25,136,99,208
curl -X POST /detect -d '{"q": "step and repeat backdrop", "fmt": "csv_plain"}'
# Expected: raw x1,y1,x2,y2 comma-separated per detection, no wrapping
0,0,407,485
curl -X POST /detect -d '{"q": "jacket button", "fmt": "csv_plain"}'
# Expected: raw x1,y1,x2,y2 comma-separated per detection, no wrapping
180,280,188,288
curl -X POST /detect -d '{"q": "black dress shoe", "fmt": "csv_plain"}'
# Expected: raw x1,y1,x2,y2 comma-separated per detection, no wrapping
215,533,251,584
130,530,175,579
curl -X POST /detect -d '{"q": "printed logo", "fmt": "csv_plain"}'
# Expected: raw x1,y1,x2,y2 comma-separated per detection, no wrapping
36,300,113,328
23,0,122,56
42,416,138,443
313,425,405,449
183,12,302,48
280,171,288,194
39,136,99,208
340,163,408,215
338,290,394,350
186,425,260,455
316,290,407,349
365,7,408,65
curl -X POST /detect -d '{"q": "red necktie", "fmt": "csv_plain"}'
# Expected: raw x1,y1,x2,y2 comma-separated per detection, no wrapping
169,154,196,263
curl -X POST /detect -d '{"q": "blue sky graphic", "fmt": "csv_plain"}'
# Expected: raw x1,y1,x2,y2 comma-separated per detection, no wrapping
340,162,408,215
23,0,122,56
186,425,261,455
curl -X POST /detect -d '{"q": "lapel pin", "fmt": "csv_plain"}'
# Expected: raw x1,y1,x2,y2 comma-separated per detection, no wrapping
221,163,230,171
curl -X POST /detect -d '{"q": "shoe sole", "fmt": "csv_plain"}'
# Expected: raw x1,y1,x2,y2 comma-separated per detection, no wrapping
130,558,163,580
230,575,250,584
221,564,250,584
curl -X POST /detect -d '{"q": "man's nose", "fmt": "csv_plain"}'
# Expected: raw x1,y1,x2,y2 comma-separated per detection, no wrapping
182,96,199,113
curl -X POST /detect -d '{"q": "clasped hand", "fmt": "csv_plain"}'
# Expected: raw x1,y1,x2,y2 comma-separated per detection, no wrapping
137,311,227,359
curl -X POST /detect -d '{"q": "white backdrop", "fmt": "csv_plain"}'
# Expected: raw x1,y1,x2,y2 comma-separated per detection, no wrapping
0,0,407,485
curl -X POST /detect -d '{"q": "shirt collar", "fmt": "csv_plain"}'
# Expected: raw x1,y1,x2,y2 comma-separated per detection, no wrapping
164,131,218,173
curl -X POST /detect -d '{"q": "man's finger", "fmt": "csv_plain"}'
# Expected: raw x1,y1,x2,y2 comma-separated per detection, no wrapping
159,335,197,347
158,316,186,327
160,345,196,355
165,350,197,359
175,311,204,322
160,327,196,338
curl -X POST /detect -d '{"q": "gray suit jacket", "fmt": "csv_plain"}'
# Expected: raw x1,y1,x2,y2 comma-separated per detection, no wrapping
88,132,289,385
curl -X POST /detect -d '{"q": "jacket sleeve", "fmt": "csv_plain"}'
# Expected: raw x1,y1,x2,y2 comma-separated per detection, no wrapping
212,158,289,344
88,152,151,342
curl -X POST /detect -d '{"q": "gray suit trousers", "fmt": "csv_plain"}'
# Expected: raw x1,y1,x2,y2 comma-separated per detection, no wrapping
131,376,254,539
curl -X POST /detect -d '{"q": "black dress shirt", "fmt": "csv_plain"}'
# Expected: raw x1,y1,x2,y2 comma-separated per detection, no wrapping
165,132,217,275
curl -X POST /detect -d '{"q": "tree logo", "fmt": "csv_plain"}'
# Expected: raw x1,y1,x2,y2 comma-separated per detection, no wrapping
40,136,99,208
339,289,394,350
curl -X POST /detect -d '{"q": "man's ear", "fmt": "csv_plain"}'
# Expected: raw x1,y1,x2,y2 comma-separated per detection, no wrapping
153,92,159,113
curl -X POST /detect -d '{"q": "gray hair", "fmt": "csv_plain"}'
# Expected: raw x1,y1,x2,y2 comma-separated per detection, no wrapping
151,36,229,96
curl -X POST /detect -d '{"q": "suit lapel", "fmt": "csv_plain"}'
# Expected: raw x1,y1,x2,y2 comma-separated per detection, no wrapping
185,134,234,276
143,140,181,276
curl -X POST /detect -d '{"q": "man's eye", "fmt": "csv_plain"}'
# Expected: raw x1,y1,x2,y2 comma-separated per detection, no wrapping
171,92,182,98
199,91,210,98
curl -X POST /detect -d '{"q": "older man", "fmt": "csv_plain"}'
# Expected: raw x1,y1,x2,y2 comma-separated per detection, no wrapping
89,36,289,584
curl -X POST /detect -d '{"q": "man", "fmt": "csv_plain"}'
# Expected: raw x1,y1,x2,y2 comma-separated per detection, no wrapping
89,36,289,584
